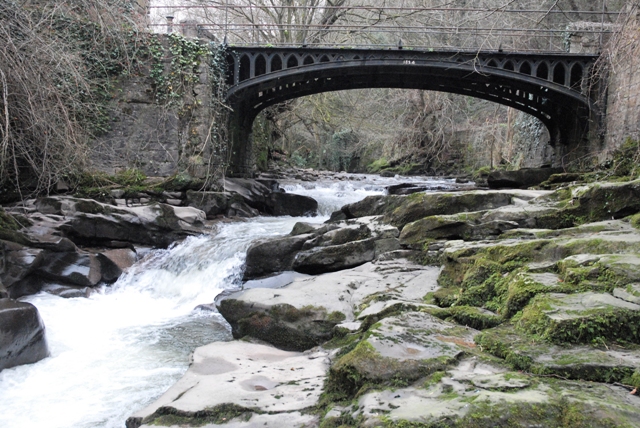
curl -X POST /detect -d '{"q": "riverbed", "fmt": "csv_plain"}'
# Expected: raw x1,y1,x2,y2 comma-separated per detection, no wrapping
0,174,458,428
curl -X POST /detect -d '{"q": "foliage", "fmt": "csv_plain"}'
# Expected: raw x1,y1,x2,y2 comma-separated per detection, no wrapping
0,0,146,198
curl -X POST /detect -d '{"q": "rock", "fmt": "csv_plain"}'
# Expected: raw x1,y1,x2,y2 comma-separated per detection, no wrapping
185,190,235,218
301,224,371,249
292,238,376,275
0,240,43,288
219,178,272,212
0,299,49,371
54,199,205,247
227,201,260,218
243,234,312,280
339,190,534,229
537,179,640,228
476,324,640,382
518,292,640,344
221,260,439,351
347,357,636,427
217,301,339,351
613,283,640,304
487,167,563,189
127,341,328,428
42,283,91,299
289,222,321,236
100,248,137,271
35,251,122,287
325,312,477,399
266,192,318,217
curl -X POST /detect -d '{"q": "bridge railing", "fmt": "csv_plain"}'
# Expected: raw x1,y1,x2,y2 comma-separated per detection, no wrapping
147,2,624,53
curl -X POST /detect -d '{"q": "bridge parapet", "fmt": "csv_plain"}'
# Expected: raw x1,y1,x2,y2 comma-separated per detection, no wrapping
226,47,597,98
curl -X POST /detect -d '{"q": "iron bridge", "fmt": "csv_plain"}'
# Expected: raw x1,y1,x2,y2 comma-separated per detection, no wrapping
224,47,600,175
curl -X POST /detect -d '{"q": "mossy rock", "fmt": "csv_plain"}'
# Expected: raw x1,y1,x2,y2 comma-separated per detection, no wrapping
537,179,640,229
517,292,640,345
325,312,477,401
476,323,640,384
218,300,342,352
426,306,503,330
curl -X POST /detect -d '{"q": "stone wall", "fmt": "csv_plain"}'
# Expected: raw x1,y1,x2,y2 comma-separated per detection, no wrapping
90,35,222,179
602,3,640,158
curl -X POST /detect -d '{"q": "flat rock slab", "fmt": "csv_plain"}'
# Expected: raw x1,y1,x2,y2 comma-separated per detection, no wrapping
327,312,479,398
128,341,329,428
139,412,319,428
520,292,640,344
219,260,440,350
367,312,477,363
476,323,640,383
347,357,640,427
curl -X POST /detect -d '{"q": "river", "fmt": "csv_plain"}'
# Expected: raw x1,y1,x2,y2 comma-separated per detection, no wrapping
0,174,459,428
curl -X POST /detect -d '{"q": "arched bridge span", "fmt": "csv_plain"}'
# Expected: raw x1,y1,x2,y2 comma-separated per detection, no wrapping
224,47,600,175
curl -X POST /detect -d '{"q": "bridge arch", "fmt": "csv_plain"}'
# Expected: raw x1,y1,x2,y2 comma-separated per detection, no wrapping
224,47,599,176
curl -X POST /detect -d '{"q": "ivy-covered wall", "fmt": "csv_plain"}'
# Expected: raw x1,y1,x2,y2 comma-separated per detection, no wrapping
90,34,228,180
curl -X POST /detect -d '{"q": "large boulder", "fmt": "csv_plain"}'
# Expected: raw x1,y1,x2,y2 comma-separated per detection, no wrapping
243,234,313,280
218,178,272,212
0,240,43,288
0,299,49,371
265,192,318,216
487,167,563,189
35,251,122,287
292,238,376,275
185,190,237,218
338,190,520,228
37,197,206,247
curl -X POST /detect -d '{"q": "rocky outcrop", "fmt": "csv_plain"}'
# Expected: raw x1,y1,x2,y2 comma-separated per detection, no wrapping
336,189,540,228
487,167,563,189
185,179,318,219
243,233,314,281
292,238,376,274
0,299,49,371
243,219,400,280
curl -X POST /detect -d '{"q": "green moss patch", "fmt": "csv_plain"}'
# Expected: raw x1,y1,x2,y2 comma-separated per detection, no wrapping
144,403,253,427
517,292,640,345
475,323,640,384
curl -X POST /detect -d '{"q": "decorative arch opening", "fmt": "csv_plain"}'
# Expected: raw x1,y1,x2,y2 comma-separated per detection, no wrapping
553,63,566,85
287,55,299,68
271,55,283,72
570,63,584,90
503,60,515,71
303,55,314,65
225,53,235,85
519,61,532,75
536,62,549,80
255,54,267,77
320,55,330,63
487,59,498,68
239,54,251,82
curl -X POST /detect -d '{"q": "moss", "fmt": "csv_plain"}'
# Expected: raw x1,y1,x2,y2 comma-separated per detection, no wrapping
367,158,390,173
327,311,347,323
427,306,503,330
517,293,640,345
324,338,455,402
144,403,253,426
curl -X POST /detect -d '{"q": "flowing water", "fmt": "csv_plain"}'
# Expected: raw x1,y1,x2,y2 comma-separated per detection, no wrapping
0,174,460,428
